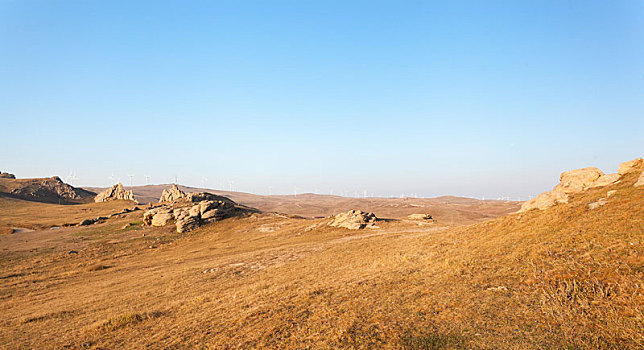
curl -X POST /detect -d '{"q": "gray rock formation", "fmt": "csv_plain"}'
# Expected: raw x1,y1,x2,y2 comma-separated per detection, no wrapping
0,172,16,179
159,184,186,202
143,196,253,233
95,183,136,203
328,210,378,230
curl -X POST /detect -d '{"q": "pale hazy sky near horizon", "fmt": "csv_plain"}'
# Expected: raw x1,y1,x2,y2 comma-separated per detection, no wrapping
1,1,643,199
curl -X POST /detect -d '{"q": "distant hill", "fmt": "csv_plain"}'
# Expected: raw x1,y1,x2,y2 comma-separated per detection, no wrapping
84,184,521,224
0,176,95,204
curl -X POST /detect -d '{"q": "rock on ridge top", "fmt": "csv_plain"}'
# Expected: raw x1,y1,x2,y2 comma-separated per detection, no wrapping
520,156,643,212
95,182,137,203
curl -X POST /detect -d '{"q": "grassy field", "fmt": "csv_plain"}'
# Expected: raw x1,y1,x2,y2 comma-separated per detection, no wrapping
0,169,642,349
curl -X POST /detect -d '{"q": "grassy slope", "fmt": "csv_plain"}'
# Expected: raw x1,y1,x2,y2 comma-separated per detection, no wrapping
0,168,642,349
0,196,137,230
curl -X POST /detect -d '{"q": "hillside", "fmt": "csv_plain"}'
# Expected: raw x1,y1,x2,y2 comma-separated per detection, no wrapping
85,184,521,225
1,161,642,348
0,176,95,204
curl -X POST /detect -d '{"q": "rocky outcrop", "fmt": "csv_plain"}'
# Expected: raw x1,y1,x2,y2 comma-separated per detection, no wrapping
635,172,644,188
328,210,378,230
143,195,254,233
95,183,136,203
0,172,15,179
587,173,620,189
407,213,433,220
159,184,186,202
555,167,604,193
520,157,642,212
0,175,96,204
618,157,643,175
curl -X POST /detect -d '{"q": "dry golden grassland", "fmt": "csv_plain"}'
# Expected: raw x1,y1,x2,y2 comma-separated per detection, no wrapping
0,170,642,349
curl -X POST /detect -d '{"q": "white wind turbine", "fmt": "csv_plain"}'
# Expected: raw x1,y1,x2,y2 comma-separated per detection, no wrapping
145,175,151,185
109,173,116,185
127,174,135,187
68,170,77,187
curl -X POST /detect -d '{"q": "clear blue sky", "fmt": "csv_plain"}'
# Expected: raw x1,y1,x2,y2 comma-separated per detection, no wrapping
1,1,643,199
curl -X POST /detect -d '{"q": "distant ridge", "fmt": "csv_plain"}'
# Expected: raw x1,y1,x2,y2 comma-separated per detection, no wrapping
0,175,95,204
83,184,520,224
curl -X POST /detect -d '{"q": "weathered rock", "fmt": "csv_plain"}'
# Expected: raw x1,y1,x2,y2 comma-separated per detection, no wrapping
520,190,570,212
635,172,644,188
618,157,643,175
159,184,186,202
588,198,608,210
79,219,96,226
201,209,220,221
407,213,433,220
173,208,189,221
0,172,16,179
555,167,604,193
151,212,174,227
176,216,200,233
95,183,136,203
520,167,607,212
588,173,620,188
199,200,216,215
188,204,200,217
328,210,378,230
143,207,174,226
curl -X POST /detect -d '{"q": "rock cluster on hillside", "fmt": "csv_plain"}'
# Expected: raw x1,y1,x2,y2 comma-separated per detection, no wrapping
3,176,95,203
520,157,643,212
328,210,378,230
0,171,15,179
143,185,256,233
159,184,186,202
94,183,137,203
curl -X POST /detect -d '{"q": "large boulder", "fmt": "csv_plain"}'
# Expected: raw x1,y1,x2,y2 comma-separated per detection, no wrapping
618,157,643,175
520,167,604,212
587,173,620,189
407,213,433,220
520,190,570,212
143,207,174,226
554,167,604,193
328,210,378,230
176,216,200,233
95,183,136,203
159,184,186,202
520,158,643,212
142,198,250,233
0,172,15,179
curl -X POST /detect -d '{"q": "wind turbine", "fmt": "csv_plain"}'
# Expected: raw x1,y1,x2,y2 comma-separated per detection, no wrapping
68,171,77,187
127,174,135,187
268,186,273,196
144,175,151,185
201,176,207,189
293,186,297,197
109,173,116,184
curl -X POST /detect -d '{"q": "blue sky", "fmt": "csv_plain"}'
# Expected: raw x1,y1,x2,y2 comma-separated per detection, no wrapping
1,1,643,199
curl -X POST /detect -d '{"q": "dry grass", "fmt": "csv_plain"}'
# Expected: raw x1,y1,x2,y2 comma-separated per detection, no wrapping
0,196,136,229
0,168,642,348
